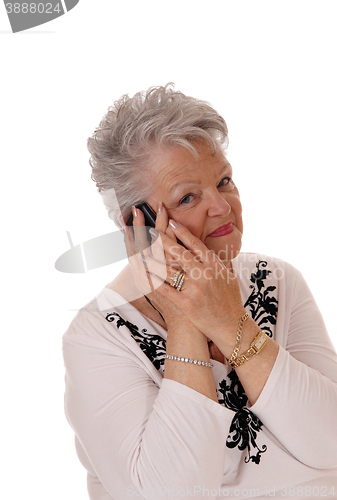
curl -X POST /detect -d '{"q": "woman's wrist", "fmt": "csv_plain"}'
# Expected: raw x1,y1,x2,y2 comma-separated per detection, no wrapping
215,316,261,360
166,323,210,360
167,323,208,346
165,324,218,403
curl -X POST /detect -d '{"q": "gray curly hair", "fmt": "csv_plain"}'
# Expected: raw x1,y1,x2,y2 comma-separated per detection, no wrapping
87,83,229,228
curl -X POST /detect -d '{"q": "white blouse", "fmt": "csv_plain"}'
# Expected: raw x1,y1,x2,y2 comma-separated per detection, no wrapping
62,253,337,499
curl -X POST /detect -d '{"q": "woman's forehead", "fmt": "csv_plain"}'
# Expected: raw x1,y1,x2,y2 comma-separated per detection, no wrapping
151,143,231,189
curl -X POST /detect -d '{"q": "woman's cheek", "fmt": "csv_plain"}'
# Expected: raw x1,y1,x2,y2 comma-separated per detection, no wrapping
232,195,243,219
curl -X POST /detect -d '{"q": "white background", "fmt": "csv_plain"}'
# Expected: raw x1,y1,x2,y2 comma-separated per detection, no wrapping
1,1,336,498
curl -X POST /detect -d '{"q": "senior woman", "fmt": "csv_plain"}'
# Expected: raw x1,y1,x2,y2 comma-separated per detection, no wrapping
63,84,337,499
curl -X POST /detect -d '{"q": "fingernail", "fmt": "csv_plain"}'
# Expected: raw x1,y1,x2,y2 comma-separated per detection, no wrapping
158,202,163,215
132,206,138,218
169,219,180,229
149,228,159,238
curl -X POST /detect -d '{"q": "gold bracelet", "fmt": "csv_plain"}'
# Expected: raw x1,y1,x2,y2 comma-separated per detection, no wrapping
227,313,249,366
229,330,269,368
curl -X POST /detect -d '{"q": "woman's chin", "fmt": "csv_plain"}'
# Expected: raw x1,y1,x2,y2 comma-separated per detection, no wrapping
205,231,242,263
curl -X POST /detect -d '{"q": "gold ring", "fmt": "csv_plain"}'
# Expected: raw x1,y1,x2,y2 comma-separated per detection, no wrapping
169,270,185,291
170,270,184,288
176,272,185,291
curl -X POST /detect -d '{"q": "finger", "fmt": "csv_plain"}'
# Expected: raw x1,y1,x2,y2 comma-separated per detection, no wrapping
168,219,224,272
151,209,187,263
146,272,170,297
149,271,189,300
155,202,168,233
165,224,177,242
166,222,188,274
120,211,155,294
145,256,183,284
123,223,136,260
151,203,179,268
121,208,139,260
132,206,152,256
150,230,185,271
149,227,204,274
150,202,166,263
128,252,154,295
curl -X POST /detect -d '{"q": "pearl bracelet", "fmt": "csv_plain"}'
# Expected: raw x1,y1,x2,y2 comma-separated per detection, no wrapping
164,354,213,368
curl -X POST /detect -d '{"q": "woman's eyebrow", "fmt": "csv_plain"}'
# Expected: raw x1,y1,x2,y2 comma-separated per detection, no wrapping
169,165,231,195
169,179,201,194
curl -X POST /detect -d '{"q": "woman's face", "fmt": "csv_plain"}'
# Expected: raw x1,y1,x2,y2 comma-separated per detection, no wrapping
146,141,243,263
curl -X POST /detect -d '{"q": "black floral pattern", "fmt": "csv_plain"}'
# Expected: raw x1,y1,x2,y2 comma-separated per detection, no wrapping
218,370,267,464
215,259,278,465
105,312,166,370
244,260,278,337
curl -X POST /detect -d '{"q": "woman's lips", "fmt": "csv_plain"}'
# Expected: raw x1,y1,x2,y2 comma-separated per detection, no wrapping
208,221,234,237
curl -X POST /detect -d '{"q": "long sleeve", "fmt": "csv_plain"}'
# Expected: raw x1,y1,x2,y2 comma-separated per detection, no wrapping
250,264,337,469
63,307,233,500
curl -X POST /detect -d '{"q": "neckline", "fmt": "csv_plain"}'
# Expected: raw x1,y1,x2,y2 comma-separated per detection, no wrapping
99,285,168,334
100,286,230,368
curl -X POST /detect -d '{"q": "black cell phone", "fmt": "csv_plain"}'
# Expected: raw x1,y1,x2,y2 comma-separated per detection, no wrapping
126,202,185,249
126,203,157,228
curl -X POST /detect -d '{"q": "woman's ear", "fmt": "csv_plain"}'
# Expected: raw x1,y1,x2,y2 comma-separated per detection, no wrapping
117,213,126,228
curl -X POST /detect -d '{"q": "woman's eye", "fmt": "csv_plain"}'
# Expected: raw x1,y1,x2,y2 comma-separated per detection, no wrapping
179,194,194,205
218,176,232,187
178,178,233,205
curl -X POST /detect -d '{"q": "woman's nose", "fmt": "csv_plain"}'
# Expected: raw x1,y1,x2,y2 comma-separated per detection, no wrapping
207,191,231,218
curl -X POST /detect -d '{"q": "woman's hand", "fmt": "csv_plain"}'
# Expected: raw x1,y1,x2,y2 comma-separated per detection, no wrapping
121,205,203,333
144,217,247,352
125,208,279,406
